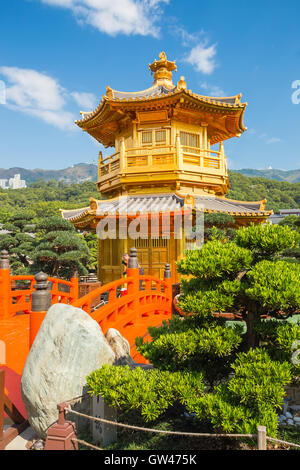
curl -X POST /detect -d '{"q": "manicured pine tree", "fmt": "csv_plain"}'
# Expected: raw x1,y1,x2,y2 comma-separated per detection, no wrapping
87,223,300,437
203,212,236,242
0,210,36,274
32,215,89,279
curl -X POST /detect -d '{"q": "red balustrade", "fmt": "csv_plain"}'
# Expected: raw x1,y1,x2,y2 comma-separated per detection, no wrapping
0,261,79,320
71,254,173,362
0,248,173,363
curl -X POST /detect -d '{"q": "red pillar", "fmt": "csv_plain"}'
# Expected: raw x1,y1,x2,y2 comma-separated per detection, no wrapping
70,271,79,302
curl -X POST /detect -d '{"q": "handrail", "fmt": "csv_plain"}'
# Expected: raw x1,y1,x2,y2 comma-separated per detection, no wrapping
71,276,134,312
97,144,226,179
48,277,73,287
126,144,175,152
100,152,120,166
0,249,173,363
0,264,79,319
70,255,173,359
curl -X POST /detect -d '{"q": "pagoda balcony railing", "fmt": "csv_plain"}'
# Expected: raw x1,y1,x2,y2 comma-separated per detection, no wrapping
98,141,227,180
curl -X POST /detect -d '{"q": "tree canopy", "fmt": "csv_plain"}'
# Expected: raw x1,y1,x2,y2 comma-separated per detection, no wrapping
87,223,300,438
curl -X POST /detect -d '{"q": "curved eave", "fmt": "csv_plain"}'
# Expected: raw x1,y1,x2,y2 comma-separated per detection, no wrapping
202,208,273,217
75,89,247,128
218,197,268,211
60,207,95,224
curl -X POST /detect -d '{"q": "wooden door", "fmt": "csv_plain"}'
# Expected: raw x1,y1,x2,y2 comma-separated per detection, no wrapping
151,237,169,279
134,237,169,279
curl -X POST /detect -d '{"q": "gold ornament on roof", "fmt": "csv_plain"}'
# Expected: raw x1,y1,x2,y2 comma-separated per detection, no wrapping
176,76,187,91
106,86,113,99
149,51,177,87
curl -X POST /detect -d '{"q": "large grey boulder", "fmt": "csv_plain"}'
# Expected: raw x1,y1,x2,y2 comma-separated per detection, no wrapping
21,304,115,439
105,328,135,367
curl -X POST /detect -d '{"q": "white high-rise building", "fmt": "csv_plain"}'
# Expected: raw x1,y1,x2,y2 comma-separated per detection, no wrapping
0,179,8,189
0,174,26,189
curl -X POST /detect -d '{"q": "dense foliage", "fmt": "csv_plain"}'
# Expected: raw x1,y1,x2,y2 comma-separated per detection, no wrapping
0,180,100,221
203,213,236,242
0,173,299,224
227,172,300,214
87,224,300,438
0,210,36,274
0,180,100,277
32,216,90,278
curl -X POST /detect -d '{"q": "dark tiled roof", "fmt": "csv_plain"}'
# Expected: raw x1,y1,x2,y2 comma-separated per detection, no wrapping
195,196,262,213
95,194,183,215
62,194,270,223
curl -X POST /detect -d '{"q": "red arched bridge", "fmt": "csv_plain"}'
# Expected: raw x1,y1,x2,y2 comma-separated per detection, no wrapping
0,247,173,365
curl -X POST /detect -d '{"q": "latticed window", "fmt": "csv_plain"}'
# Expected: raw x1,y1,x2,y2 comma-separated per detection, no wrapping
180,131,199,149
141,129,167,145
141,131,152,144
155,130,166,143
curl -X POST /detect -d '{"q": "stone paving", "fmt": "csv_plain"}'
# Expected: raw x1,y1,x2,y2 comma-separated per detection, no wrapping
3,422,37,450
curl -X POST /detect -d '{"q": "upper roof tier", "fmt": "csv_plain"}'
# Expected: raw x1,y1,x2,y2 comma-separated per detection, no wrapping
76,52,247,147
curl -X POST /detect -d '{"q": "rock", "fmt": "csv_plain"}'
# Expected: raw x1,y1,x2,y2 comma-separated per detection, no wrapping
294,417,300,424
279,415,287,424
285,411,293,419
21,304,115,439
290,405,300,411
105,328,135,366
287,419,294,426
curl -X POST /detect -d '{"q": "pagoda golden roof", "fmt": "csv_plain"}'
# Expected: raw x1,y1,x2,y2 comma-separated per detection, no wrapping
76,52,247,147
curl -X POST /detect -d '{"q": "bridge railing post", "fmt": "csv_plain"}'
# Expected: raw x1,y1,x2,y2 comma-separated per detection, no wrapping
126,247,140,313
30,272,52,348
0,250,11,320
70,269,79,303
164,263,172,313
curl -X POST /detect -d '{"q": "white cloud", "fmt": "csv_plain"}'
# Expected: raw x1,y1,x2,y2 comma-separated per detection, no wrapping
70,91,97,109
185,43,217,75
266,137,282,145
39,0,169,37
170,24,205,47
200,82,225,96
258,133,282,145
0,66,66,111
0,66,95,131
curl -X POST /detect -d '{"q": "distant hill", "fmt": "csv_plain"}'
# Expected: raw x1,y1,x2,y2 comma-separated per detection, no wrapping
0,163,98,184
231,168,300,183
1,165,299,185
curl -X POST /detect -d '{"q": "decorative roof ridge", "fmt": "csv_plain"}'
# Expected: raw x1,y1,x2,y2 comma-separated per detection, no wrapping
108,83,175,97
219,196,267,206
59,206,89,214
185,90,246,108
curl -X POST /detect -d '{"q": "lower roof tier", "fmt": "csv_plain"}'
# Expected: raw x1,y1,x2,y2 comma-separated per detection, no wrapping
61,193,273,230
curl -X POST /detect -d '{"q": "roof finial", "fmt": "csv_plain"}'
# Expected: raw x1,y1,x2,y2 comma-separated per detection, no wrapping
149,52,177,88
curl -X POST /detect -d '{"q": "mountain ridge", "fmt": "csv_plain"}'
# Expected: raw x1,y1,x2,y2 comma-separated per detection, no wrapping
0,164,299,184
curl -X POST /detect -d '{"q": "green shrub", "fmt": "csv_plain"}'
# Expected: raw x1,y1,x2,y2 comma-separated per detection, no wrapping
86,365,204,422
185,350,292,437
87,224,300,438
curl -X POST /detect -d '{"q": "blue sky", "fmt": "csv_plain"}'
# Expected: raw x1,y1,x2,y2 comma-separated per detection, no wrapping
1,0,300,170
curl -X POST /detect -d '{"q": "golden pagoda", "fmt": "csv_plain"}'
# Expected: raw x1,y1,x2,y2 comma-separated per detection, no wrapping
61,52,272,284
